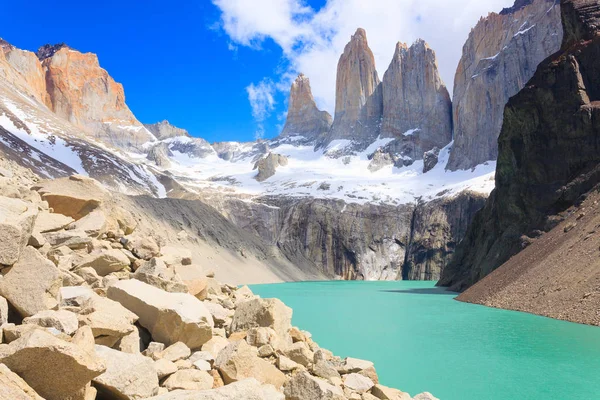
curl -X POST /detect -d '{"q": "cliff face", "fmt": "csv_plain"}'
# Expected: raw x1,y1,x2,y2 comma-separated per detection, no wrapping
320,28,383,150
439,0,600,291
41,46,155,149
381,40,453,161
144,120,190,140
447,0,563,171
279,74,332,141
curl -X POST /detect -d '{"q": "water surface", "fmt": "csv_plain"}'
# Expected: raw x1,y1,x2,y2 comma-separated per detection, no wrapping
251,281,600,400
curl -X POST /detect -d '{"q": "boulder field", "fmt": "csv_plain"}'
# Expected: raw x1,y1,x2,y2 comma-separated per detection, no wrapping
0,164,437,399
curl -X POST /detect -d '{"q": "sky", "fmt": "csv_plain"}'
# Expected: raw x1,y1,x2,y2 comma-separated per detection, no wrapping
2,0,514,143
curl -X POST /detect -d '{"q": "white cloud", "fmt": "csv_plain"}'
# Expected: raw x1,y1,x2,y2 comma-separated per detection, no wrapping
246,79,277,139
214,0,515,115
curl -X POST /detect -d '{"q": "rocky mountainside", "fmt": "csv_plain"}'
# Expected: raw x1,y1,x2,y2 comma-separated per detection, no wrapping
145,120,191,140
439,0,600,311
447,0,563,170
0,163,437,399
279,74,332,141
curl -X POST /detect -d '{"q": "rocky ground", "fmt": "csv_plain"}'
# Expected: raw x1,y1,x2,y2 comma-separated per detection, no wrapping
0,159,437,399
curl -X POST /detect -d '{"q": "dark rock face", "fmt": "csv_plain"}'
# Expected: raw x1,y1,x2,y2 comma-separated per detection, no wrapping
447,0,563,171
253,153,288,182
36,43,69,60
279,74,332,141
403,192,487,280
423,147,440,173
439,0,600,291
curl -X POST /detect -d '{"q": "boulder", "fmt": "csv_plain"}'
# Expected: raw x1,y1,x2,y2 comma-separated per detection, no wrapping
413,393,439,400
67,209,107,237
42,229,91,249
215,340,287,388
23,309,79,335
75,249,130,276
59,285,95,307
202,336,230,358
193,359,211,371
0,295,8,325
78,293,138,346
154,359,178,380
158,341,191,362
107,279,213,349
133,258,188,293
0,330,106,400
0,196,38,265
0,246,61,317
284,341,314,367
276,355,299,372
159,246,192,266
343,373,374,394
246,327,277,348
174,264,208,299
254,153,289,182
94,344,159,399
122,235,160,260
34,175,107,219
312,360,341,381
283,371,345,400
342,357,374,373
204,301,233,326
0,363,44,400
144,378,284,399
118,327,142,353
371,384,412,400
33,211,74,233
163,369,214,391
231,298,292,349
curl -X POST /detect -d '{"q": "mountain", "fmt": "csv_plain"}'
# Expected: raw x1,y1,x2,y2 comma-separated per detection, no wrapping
144,120,190,140
381,39,453,164
279,74,332,141
447,0,563,171
439,0,600,325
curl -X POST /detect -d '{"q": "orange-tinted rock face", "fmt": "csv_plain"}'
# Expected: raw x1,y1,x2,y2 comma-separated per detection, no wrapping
280,74,332,140
42,48,154,149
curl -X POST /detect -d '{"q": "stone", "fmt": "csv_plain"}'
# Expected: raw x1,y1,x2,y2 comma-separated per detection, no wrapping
174,264,208,299
68,209,107,237
133,258,188,293
123,235,160,260
381,40,452,161
0,246,61,317
33,211,73,233
174,359,193,370
118,326,142,353
144,378,284,399
33,175,108,219
144,342,165,358
0,363,44,400
202,336,230,358
413,393,439,400
258,344,275,358
189,350,214,364
0,196,38,265
215,340,287,388
154,359,178,380
343,373,374,394
94,344,159,399
78,293,138,345
204,301,233,326
254,153,289,182
422,147,440,173
23,309,79,335
75,249,130,276
193,359,211,371
283,371,346,400
0,295,8,325
0,330,106,400
59,285,94,307
447,0,562,170
371,384,412,400
231,298,292,349
107,279,213,349
284,341,314,367
42,229,91,249
312,360,341,380
158,341,191,362
159,246,192,267
75,267,102,287
163,369,214,391
342,357,374,373
276,355,299,372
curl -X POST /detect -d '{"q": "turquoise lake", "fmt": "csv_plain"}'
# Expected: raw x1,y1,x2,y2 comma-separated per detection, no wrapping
250,281,600,400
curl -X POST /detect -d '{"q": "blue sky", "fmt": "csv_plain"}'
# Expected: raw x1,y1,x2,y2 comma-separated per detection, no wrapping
2,0,513,143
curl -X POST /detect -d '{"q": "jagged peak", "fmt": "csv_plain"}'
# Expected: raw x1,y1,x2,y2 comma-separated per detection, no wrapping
561,0,600,48
353,28,368,41
294,73,309,84
0,38,14,53
36,43,71,60
144,120,190,139
499,0,535,15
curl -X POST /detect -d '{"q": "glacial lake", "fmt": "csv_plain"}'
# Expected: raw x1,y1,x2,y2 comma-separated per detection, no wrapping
251,281,600,400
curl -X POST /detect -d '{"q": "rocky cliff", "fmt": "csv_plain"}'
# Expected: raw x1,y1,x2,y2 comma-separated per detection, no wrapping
447,0,563,171
381,40,453,162
319,28,383,151
439,0,600,293
41,45,156,150
144,120,190,140
279,74,332,141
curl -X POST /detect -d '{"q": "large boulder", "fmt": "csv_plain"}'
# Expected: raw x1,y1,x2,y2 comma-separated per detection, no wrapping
0,330,106,400
78,293,139,346
215,340,287,388
145,378,284,400
33,175,107,220
231,298,292,349
33,211,73,233
75,249,131,276
371,384,412,400
0,196,38,265
133,258,188,293
107,279,213,349
0,363,44,400
0,246,61,317
162,369,214,391
93,344,159,399
22,309,79,335
67,209,107,237
283,371,345,400
254,153,288,182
